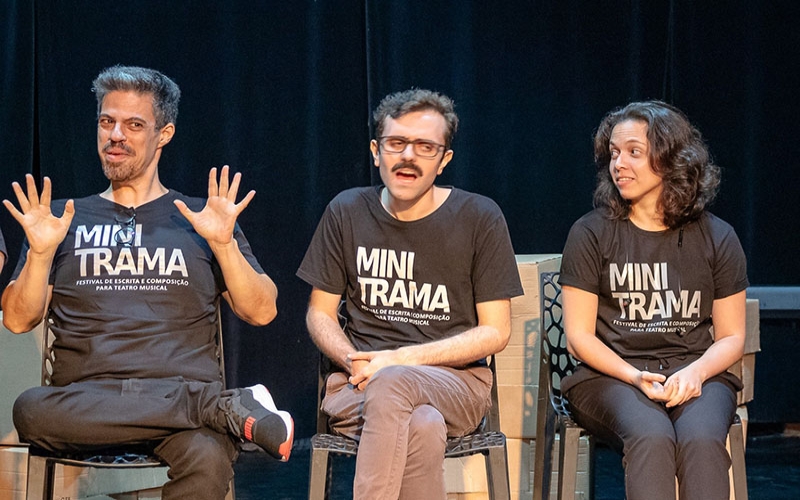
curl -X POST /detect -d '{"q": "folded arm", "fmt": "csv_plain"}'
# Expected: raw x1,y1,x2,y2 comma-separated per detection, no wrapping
563,285,672,402
662,290,746,407
347,298,512,389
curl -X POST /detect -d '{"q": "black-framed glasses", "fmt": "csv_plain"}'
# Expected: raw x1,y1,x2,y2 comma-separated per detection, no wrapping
113,207,136,247
378,136,446,159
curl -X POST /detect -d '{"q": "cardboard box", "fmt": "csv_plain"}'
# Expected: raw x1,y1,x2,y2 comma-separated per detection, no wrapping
496,255,561,440
727,353,756,405
0,446,28,500
721,299,759,405
445,435,591,500
744,299,761,355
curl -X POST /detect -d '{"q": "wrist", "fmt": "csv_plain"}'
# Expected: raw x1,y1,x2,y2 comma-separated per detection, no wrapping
208,238,238,256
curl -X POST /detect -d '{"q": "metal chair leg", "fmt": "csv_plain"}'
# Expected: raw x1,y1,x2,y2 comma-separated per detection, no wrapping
308,447,331,500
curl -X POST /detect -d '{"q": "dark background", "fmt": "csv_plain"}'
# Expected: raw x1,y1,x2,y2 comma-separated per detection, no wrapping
2,1,798,438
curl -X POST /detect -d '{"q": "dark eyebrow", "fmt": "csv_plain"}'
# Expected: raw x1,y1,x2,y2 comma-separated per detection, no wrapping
609,138,647,148
98,113,150,124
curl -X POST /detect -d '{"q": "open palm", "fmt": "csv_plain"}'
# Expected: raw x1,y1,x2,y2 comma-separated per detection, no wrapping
174,166,255,245
3,175,74,255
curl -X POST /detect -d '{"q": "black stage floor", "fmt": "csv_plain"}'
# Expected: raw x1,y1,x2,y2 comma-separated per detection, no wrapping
231,424,800,499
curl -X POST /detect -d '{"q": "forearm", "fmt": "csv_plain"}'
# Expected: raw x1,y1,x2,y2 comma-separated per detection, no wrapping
689,335,746,382
569,335,640,385
212,239,277,325
1,251,54,333
306,306,357,371
396,324,508,368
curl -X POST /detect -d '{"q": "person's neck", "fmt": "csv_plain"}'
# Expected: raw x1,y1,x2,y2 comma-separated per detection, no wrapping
381,186,451,221
628,203,667,231
100,176,169,208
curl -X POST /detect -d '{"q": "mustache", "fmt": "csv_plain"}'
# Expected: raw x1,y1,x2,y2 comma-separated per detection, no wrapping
103,141,134,154
391,161,423,176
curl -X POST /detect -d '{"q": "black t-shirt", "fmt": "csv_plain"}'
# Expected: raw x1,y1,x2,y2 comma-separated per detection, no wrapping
560,210,749,392
11,190,264,385
297,186,524,352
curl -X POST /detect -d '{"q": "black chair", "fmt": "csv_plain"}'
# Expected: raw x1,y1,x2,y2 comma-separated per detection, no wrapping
25,306,235,500
308,355,511,500
532,271,748,500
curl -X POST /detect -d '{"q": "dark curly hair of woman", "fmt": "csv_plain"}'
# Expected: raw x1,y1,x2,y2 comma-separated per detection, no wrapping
592,100,721,229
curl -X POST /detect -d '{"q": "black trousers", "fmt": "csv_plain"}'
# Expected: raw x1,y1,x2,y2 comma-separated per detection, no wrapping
14,377,238,500
566,375,737,500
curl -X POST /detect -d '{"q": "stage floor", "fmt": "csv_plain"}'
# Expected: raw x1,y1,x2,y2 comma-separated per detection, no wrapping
232,424,800,499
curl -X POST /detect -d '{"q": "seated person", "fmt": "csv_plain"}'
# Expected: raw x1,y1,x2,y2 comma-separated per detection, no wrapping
297,88,523,500
560,100,748,500
1,65,293,500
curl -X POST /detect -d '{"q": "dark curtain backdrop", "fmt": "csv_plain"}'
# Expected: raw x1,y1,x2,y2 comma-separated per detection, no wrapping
1,1,798,437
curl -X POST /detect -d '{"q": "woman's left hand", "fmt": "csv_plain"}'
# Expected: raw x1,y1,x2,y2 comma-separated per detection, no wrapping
663,366,704,408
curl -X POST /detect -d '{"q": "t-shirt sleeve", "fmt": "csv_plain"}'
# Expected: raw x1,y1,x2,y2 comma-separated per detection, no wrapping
559,215,603,295
296,200,347,295
711,221,749,299
471,201,524,303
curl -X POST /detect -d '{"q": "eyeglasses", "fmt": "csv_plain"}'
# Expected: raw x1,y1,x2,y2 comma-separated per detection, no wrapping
378,136,446,159
114,207,136,247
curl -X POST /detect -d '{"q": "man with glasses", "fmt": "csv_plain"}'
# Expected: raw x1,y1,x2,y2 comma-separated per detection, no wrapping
2,66,292,500
298,88,523,499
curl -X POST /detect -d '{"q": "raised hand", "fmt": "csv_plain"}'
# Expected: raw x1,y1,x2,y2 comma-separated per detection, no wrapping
173,165,256,246
3,175,74,256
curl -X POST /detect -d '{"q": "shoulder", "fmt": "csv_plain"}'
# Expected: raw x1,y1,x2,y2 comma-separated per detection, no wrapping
445,188,505,219
692,212,742,244
327,186,377,210
168,190,206,211
56,194,103,216
568,210,613,235
696,212,736,233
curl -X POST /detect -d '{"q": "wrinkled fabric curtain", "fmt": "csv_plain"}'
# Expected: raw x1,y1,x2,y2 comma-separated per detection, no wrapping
1,0,796,437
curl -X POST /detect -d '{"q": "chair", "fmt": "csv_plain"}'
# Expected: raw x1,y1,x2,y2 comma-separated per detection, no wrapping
308,355,511,500
25,305,235,500
532,271,748,500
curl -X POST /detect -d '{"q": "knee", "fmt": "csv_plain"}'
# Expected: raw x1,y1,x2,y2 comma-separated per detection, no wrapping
13,387,49,440
408,405,446,448
626,427,677,456
367,365,409,391
158,429,237,489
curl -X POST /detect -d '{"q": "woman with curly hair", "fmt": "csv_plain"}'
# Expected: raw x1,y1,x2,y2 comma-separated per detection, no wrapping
559,101,748,500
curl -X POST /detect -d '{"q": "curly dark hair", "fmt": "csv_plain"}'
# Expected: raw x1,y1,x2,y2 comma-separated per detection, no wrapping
373,88,459,149
92,65,181,129
592,100,720,229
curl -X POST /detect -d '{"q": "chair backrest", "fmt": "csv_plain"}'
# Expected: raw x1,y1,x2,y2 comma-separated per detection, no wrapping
539,271,578,416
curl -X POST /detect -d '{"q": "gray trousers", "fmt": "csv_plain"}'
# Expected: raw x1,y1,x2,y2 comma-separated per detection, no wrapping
566,374,737,500
13,377,238,500
322,364,493,500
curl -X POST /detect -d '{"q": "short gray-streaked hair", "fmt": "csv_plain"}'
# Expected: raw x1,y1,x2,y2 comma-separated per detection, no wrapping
92,65,180,129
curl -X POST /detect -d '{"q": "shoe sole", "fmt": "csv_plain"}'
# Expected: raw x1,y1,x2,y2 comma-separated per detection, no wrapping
247,384,294,462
